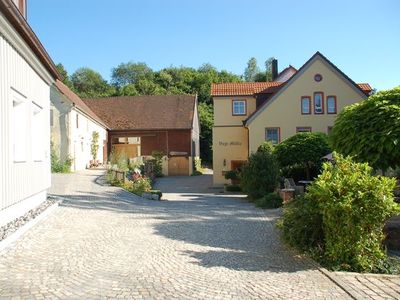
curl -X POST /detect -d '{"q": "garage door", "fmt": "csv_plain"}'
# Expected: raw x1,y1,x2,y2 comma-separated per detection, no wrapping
168,157,189,176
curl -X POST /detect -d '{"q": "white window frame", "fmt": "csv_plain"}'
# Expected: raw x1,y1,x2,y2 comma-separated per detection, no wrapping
265,127,280,145
11,89,28,163
232,100,246,116
31,101,44,162
327,95,337,114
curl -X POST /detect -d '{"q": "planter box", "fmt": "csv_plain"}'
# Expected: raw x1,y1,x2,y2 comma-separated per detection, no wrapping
279,188,295,203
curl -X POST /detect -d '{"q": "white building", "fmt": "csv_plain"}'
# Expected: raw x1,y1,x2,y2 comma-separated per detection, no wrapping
51,80,108,171
0,0,60,225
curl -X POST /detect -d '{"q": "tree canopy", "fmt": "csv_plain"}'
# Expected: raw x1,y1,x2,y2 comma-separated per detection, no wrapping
244,57,260,82
275,132,331,180
330,86,400,171
70,68,115,98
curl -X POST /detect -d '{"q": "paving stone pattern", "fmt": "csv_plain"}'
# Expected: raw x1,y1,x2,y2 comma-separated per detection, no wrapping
0,170,395,299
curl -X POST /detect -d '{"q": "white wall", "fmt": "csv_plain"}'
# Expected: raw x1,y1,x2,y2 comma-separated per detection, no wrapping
69,109,107,171
0,15,52,212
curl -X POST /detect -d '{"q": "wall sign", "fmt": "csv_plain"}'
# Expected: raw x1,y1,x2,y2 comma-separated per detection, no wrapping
219,141,242,146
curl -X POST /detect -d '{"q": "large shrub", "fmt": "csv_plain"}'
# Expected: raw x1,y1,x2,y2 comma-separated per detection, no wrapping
281,195,323,251
275,132,331,180
306,153,398,272
331,86,400,172
240,142,279,199
124,177,152,196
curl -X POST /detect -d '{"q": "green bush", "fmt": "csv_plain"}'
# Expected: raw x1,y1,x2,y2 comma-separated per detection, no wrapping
281,195,324,252
51,143,72,173
307,153,399,272
224,170,239,180
151,151,164,177
240,144,279,199
150,189,162,199
194,157,202,172
225,185,242,192
124,177,152,196
191,170,202,176
255,193,283,209
275,132,331,180
109,149,129,171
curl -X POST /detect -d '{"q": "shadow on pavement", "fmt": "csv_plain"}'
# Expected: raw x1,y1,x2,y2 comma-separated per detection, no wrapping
50,171,317,273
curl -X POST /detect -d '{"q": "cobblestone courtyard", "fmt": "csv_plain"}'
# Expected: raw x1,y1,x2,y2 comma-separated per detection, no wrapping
0,170,398,299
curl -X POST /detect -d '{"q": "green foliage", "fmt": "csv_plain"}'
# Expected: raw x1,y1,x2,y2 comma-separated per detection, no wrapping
281,195,324,251
331,86,400,172
91,131,99,160
240,146,279,199
275,132,331,180
123,177,152,196
70,67,115,98
55,63,73,88
282,153,400,273
194,157,202,172
109,149,129,171
150,189,163,199
255,192,283,209
308,153,399,272
198,102,213,163
51,142,72,173
191,170,202,176
224,170,239,180
257,141,275,154
111,62,154,86
225,185,242,192
151,151,164,177
244,57,260,81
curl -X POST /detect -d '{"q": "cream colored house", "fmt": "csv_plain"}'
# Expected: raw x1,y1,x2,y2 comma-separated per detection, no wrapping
211,52,372,185
51,80,108,171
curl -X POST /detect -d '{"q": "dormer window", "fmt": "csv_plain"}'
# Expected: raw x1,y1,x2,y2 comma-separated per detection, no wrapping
232,100,246,116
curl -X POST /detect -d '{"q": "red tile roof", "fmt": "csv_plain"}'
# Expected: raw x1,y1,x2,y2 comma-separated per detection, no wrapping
211,82,372,96
211,82,282,96
83,95,196,131
55,80,108,128
357,83,373,93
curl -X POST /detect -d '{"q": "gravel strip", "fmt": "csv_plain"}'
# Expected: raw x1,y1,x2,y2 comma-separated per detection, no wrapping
0,198,58,242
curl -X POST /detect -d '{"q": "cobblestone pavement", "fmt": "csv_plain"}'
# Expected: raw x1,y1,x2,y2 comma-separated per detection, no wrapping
332,272,400,300
0,170,394,299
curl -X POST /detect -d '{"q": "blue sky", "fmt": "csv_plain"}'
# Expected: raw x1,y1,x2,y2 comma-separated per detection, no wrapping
28,0,399,90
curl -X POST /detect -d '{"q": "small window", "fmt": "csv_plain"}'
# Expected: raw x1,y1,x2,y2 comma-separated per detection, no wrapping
314,92,324,114
265,127,280,145
76,114,79,128
232,100,246,116
327,96,337,114
32,102,43,161
296,127,312,133
12,92,28,162
301,96,311,114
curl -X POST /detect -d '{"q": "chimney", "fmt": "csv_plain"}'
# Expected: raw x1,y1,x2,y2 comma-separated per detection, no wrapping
271,59,278,81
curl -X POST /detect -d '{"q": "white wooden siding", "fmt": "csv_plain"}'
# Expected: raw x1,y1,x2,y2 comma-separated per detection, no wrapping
0,33,51,211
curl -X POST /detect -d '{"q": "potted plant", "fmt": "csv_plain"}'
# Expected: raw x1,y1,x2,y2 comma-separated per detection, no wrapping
224,170,240,186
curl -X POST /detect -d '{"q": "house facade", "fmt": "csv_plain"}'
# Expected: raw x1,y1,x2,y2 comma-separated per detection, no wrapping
0,0,60,224
50,80,108,171
84,95,200,176
211,52,372,185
